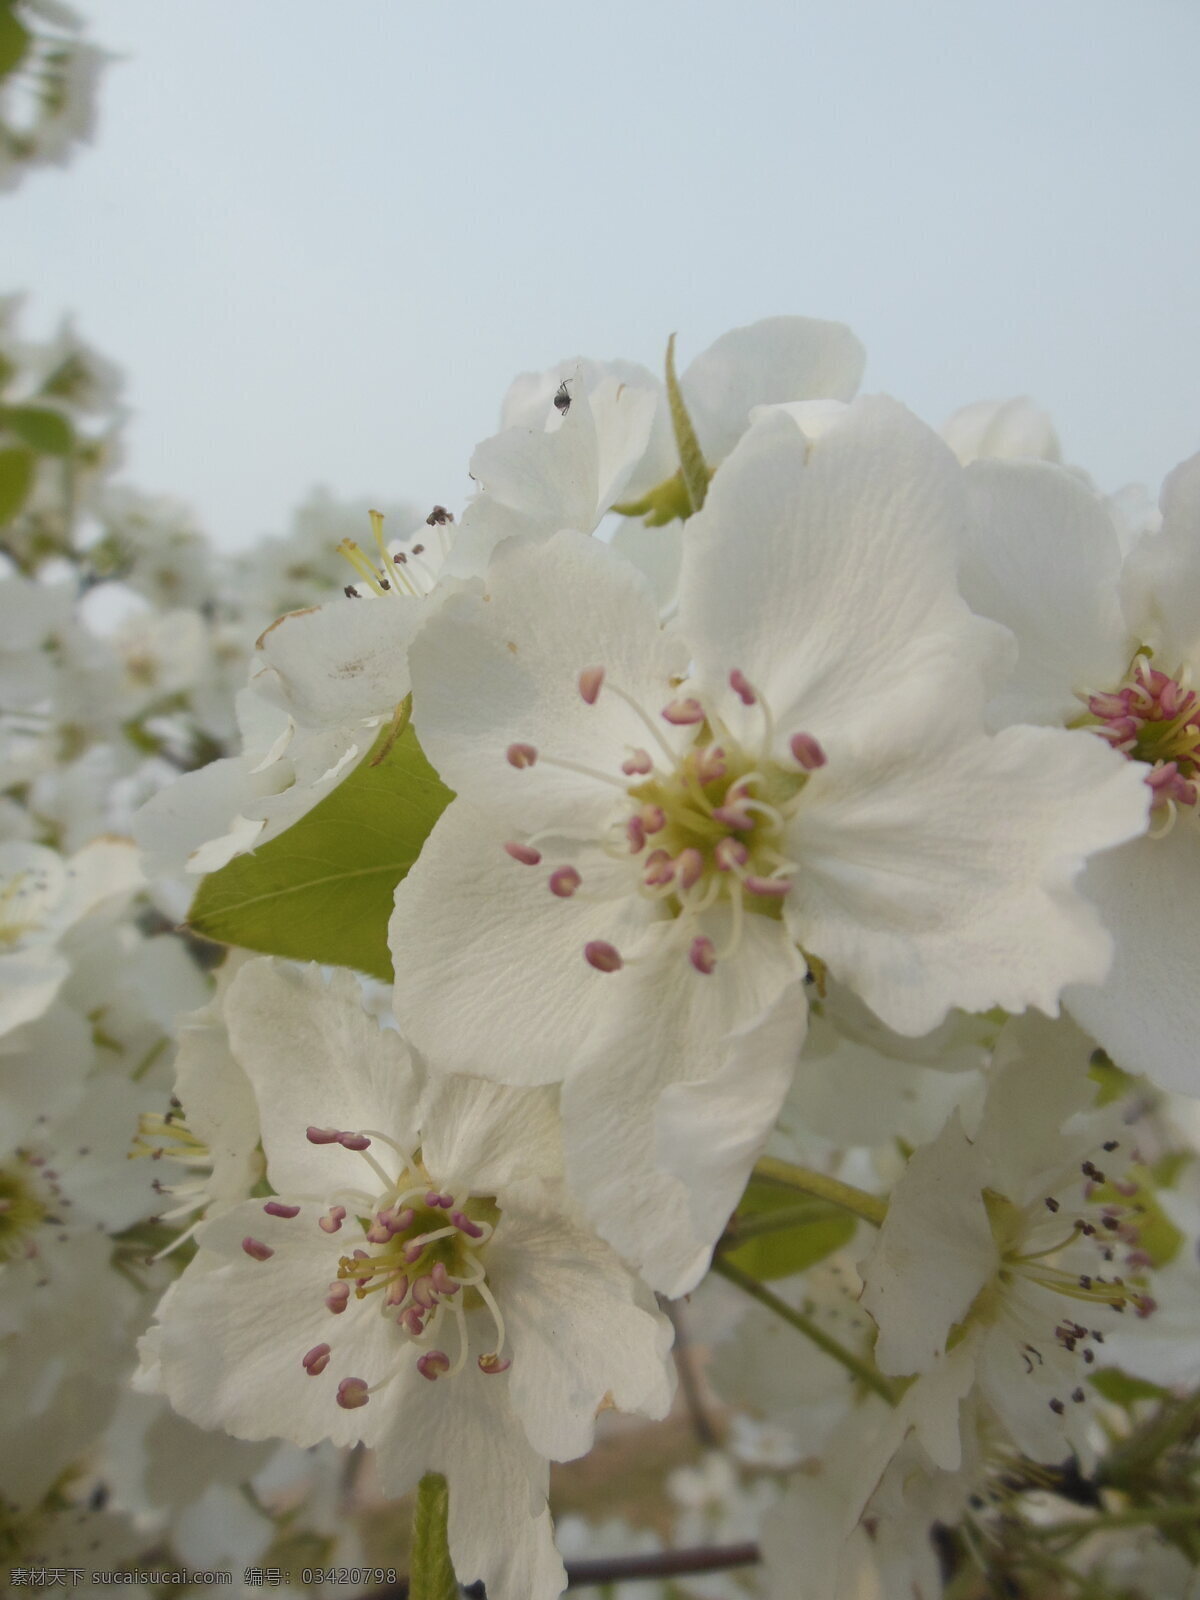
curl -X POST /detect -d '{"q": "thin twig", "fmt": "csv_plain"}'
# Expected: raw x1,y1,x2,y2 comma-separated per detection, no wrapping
662,1296,720,1448
364,1541,762,1599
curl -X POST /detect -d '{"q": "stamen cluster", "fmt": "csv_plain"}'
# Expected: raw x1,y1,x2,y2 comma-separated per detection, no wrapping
339,507,454,601
1085,656,1199,817
504,665,827,977
239,1123,508,1412
984,1137,1157,1417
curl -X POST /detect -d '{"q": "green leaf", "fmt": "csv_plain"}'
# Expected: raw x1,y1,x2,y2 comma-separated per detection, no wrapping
1089,1368,1170,1408
410,1472,457,1600
723,1177,856,1280
188,721,453,980
664,332,710,515
1,404,74,456
0,445,35,525
0,8,31,81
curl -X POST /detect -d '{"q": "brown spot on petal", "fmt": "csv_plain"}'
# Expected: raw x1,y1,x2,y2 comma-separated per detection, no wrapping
255,606,320,650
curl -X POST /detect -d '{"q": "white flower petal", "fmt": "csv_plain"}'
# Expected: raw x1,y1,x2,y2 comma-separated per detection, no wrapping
562,915,804,1294
681,398,1010,749
418,1076,564,1192
860,1111,996,1376
142,1203,401,1450
962,460,1130,729
941,396,1062,466
1065,824,1200,1096
786,724,1150,1034
255,595,422,728
1122,449,1200,669
371,1365,565,1600
681,316,866,465
390,808,655,1087
489,1190,673,1461
224,959,420,1193
409,530,688,827
656,975,809,1248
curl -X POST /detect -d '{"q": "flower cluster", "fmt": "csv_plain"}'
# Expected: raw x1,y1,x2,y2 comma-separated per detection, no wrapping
5,303,1200,1598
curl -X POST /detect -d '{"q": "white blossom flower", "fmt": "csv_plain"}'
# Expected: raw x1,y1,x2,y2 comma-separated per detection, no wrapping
499,316,866,509
0,836,141,1038
959,449,1200,1094
441,372,661,581
138,958,673,1600
860,1015,1161,1468
129,949,265,1251
134,505,458,877
391,399,1148,1291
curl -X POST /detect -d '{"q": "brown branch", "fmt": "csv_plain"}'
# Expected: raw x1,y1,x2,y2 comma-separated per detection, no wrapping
662,1296,721,1448
365,1540,762,1598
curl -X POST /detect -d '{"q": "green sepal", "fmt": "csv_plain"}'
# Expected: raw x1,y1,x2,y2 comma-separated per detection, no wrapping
1089,1049,1136,1106
187,719,453,981
722,1176,856,1280
664,332,710,515
0,445,35,525
612,468,695,528
1,403,74,456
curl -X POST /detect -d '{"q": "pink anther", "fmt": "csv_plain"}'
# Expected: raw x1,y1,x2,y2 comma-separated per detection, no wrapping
729,668,757,705
584,940,623,972
336,1377,370,1409
578,666,605,705
505,841,542,866
549,865,582,897
789,732,827,770
689,936,717,975
676,848,704,889
302,1343,331,1376
662,697,705,725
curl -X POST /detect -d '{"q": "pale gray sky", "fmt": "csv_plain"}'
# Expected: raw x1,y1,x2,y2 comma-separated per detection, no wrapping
8,0,1200,548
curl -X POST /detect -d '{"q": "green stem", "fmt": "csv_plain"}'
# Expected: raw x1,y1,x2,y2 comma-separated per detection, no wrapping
753,1156,888,1227
1102,1385,1200,1485
409,1471,457,1600
721,1200,832,1244
713,1256,898,1405
1031,1503,1200,1543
